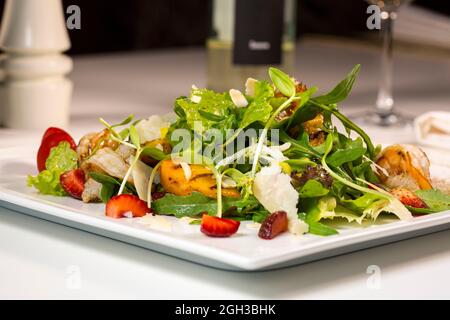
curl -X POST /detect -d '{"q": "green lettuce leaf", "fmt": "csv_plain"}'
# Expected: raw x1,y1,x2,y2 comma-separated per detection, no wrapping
44,141,78,171
313,64,360,105
27,169,67,196
152,192,262,218
176,88,236,133
307,221,339,236
28,141,78,196
238,80,273,129
298,180,329,198
410,189,450,214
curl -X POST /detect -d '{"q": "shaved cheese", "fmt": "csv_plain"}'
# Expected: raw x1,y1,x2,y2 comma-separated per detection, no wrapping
135,115,170,144
138,214,172,232
229,89,248,107
130,156,153,201
253,165,307,235
221,176,237,188
172,158,192,180
191,95,201,103
123,212,133,219
245,78,258,97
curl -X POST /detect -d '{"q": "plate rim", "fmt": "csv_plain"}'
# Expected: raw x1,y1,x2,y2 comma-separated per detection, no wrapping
1,186,450,271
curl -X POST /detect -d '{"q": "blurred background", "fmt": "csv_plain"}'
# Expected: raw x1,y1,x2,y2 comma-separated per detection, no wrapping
0,0,449,131
0,0,447,55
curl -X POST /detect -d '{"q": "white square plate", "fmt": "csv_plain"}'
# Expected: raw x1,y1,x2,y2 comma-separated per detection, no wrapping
1,146,449,271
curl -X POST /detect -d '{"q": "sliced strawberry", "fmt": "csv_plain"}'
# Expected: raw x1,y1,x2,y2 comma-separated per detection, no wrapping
200,214,240,237
37,128,76,172
60,169,86,199
258,211,288,240
42,127,70,142
105,194,151,219
390,188,428,209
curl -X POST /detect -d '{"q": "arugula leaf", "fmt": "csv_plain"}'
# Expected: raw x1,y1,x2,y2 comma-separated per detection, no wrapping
284,158,317,171
307,221,338,236
311,101,375,158
327,146,366,167
269,67,295,97
313,64,360,105
298,180,329,198
88,171,136,201
152,192,261,218
252,210,270,223
27,142,78,196
198,110,226,122
99,183,118,203
223,168,249,187
279,130,321,158
111,114,134,128
413,189,450,213
141,146,168,161
238,80,273,129
129,125,140,148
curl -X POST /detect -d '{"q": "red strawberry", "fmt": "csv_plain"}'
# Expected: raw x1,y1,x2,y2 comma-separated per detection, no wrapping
390,188,428,209
42,127,70,142
106,194,151,219
37,128,76,172
200,214,240,237
258,211,288,240
60,169,86,199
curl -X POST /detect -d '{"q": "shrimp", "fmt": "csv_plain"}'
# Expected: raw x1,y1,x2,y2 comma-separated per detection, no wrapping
81,178,102,203
375,144,433,191
77,129,119,162
80,147,131,182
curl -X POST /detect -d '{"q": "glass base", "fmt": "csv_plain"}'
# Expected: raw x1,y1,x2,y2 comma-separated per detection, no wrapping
350,110,412,127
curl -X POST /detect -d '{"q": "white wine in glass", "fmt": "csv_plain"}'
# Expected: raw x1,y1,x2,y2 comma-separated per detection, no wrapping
363,0,413,126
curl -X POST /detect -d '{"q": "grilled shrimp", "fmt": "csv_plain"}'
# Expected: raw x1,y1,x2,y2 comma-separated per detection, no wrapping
81,178,102,203
77,129,119,162
115,143,135,161
375,144,433,191
80,147,131,182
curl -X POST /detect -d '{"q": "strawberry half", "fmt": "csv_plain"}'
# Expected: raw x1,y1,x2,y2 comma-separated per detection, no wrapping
60,169,86,199
105,194,151,219
258,211,288,240
200,214,240,237
37,128,76,172
390,188,428,209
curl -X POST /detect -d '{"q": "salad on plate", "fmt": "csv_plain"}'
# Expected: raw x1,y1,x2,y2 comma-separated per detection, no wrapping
28,66,450,239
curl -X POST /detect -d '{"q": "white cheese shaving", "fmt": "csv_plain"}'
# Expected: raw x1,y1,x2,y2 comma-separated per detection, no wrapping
221,176,237,188
135,115,170,144
229,89,248,107
138,214,172,232
172,158,192,180
245,78,258,97
123,212,133,219
191,95,201,103
246,222,261,230
253,165,308,236
130,155,153,201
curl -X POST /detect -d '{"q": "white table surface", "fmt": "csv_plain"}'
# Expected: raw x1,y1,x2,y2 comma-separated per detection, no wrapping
1,40,450,299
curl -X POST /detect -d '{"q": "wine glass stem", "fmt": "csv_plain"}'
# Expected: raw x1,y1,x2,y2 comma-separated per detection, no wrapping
376,12,395,117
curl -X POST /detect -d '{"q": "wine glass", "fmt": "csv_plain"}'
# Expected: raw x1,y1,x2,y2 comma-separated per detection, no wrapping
362,0,413,126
